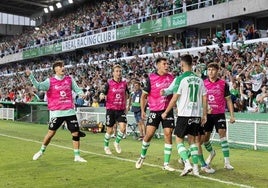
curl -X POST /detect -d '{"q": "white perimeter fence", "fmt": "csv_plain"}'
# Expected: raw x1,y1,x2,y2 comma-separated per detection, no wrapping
76,109,268,151
0,108,14,121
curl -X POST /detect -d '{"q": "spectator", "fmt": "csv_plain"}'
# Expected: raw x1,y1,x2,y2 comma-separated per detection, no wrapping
128,80,146,140
98,92,106,107
256,85,268,113
91,96,100,107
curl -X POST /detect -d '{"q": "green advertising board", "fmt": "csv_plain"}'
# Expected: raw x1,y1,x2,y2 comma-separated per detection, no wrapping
22,43,62,59
117,13,187,40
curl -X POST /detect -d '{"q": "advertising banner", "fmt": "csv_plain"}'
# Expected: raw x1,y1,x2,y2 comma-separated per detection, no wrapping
117,13,187,40
62,30,116,52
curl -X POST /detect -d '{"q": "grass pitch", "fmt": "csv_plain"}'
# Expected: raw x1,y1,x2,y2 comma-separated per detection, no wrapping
0,120,267,188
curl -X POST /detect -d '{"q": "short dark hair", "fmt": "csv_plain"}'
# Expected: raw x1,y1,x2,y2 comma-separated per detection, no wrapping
134,81,141,85
181,54,192,66
155,57,167,64
53,60,64,71
207,62,220,70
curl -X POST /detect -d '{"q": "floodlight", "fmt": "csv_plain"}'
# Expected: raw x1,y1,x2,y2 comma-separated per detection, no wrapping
56,2,62,8
49,5,54,11
44,8,49,13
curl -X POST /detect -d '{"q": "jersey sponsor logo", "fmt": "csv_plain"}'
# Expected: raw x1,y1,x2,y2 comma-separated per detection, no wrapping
155,81,172,88
218,119,226,123
166,117,174,121
208,94,215,101
155,83,161,87
60,91,66,97
55,85,61,90
112,87,125,93
188,118,200,125
115,93,121,99
70,120,77,123
54,85,69,90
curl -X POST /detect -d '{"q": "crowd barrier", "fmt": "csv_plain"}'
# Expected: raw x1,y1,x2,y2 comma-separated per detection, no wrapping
0,102,48,124
0,108,14,121
1,103,267,150
76,107,268,151
214,119,268,150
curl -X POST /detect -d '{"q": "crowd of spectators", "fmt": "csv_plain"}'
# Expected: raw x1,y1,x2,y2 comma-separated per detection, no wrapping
0,0,229,58
1,39,268,113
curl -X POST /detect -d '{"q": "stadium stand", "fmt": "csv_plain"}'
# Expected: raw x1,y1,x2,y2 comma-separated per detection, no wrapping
0,0,231,58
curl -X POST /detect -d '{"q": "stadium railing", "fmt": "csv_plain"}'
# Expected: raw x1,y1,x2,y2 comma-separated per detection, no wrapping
0,101,48,124
76,107,268,150
212,119,268,150
1,104,267,150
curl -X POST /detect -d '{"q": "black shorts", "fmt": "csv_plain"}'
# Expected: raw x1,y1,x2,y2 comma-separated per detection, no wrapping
204,113,226,133
174,116,201,138
146,110,175,129
48,115,79,133
198,124,205,136
106,109,127,127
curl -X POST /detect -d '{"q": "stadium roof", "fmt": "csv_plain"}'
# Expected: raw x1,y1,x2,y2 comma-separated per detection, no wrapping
0,0,86,17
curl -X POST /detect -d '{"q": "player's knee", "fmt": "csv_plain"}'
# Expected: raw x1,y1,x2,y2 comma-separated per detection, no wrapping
72,136,80,141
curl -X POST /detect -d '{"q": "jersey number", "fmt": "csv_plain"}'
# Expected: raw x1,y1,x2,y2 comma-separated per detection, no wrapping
189,84,199,102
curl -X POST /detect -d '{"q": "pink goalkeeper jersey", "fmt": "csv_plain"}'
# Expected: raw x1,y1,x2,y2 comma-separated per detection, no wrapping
147,73,174,111
204,78,227,114
106,79,128,110
47,76,74,111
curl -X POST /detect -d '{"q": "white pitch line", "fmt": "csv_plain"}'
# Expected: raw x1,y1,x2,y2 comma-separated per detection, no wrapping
0,133,254,188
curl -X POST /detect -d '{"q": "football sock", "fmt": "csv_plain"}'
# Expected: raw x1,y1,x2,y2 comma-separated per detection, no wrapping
204,141,213,153
40,144,46,153
221,137,230,157
115,130,124,144
164,144,172,165
198,154,207,166
177,143,188,161
190,144,199,165
104,133,111,147
74,149,80,156
140,140,150,158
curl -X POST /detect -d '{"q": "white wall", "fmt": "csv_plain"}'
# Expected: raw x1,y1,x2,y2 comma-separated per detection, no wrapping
187,0,268,25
